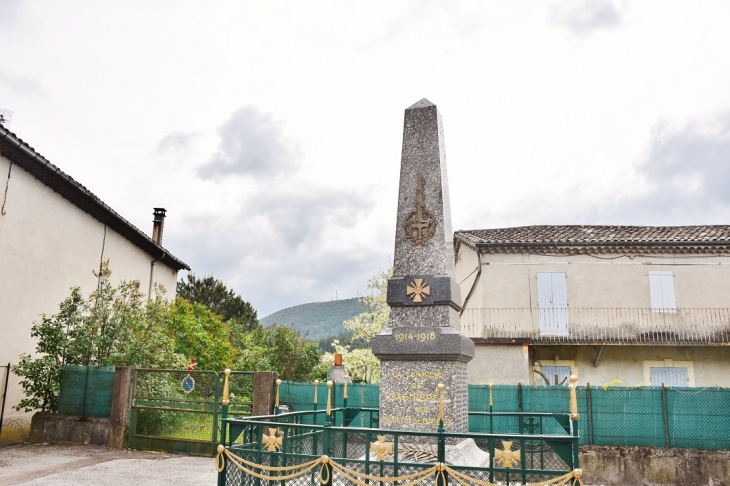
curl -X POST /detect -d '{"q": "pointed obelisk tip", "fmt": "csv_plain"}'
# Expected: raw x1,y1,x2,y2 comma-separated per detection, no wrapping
407,98,436,110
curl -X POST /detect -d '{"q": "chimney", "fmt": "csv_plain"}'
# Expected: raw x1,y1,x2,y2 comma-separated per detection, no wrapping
152,208,166,245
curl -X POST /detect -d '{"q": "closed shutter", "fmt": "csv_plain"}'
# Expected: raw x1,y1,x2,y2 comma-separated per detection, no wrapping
650,367,689,387
648,271,676,312
537,273,569,336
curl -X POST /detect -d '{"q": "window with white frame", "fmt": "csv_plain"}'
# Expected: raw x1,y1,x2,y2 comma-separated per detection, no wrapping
647,271,676,313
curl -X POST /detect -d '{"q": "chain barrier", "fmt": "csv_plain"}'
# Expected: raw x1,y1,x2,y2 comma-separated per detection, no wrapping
214,447,584,486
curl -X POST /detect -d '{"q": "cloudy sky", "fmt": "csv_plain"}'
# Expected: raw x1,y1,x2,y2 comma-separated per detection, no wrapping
3,1,730,317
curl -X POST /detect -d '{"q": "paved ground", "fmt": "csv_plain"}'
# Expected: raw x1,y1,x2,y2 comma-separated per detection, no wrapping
0,443,217,486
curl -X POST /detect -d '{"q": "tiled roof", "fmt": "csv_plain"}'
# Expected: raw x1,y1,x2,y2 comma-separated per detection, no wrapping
455,225,730,250
0,126,190,271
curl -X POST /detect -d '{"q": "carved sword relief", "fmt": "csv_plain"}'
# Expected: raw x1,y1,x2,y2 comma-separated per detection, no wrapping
403,173,437,246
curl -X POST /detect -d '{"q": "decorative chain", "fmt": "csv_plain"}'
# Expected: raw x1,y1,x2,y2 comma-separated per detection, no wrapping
215,446,584,486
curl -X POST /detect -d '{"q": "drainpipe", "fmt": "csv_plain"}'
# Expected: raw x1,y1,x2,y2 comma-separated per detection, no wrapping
460,247,482,316
148,250,166,300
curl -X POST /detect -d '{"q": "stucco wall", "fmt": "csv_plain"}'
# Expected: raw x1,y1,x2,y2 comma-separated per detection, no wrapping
455,245,730,311
0,154,179,422
529,345,730,387
468,344,531,384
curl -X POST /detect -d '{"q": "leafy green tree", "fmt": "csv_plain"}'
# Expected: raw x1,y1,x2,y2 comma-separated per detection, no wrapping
320,268,392,382
235,326,324,381
343,268,391,341
177,274,259,348
167,299,236,372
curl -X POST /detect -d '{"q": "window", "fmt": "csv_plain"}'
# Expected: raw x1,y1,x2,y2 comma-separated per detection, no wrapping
650,367,689,387
537,273,569,336
540,366,571,386
647,271,676,312
643,359,695,387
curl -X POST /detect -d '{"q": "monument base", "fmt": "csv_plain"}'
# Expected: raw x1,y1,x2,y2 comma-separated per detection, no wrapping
361,438,489,467
378,359,469,433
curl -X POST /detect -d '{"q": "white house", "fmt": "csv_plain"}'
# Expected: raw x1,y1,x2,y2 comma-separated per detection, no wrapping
454,225,730,388
0,126,189,430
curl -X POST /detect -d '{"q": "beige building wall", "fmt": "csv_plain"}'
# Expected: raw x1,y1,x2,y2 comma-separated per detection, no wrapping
530,345,730,388
0,154,179,423
456,247,730,311
468,344,531,385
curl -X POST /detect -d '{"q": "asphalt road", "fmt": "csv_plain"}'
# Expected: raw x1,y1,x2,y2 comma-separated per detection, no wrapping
0,443,216,486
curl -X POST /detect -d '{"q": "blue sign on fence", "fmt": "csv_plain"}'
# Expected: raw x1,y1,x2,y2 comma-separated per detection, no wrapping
181,373,195,394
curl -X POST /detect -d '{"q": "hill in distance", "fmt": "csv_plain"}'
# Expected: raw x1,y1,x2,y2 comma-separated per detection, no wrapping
260,298,368,341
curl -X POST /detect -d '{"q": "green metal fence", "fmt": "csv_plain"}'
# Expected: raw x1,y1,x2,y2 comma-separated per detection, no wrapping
218,407,580,486
128,369,254,456
282,382,730,450
57,365,115,417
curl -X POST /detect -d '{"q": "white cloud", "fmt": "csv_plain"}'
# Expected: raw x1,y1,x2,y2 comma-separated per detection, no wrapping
547,0,628,35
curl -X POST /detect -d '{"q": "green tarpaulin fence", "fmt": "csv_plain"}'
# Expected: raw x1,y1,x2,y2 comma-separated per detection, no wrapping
281,381,730,450
57,365,115,417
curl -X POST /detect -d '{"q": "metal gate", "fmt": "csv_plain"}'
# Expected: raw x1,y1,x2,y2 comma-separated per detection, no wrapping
128,368,254,456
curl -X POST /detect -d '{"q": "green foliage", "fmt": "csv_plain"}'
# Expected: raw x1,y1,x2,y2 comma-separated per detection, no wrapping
168,299,236,372
319,268,392,383
177,273,259,348
235,326,324,381
260,298,368,341
12,262,240,413
343,269,391,341
317,329,369,354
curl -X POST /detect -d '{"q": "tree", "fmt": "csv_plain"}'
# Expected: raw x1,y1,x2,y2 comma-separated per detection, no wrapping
12,263,240,413
235,326,325,381
167,299,236,372
342,268,391,341
177,274,259,347
321,268,392,382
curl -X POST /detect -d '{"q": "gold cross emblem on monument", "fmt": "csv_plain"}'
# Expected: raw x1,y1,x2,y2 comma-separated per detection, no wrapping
495,441,521,469
262,428,282,452
406,279,431,303
370,435,394,461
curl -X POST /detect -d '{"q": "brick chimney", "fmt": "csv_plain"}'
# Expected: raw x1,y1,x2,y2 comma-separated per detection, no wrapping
152,208,166,245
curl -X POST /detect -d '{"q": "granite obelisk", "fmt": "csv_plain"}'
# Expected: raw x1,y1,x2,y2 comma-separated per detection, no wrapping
372,99,473,433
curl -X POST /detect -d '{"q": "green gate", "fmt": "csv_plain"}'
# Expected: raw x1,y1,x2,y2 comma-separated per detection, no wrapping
129,369,254,456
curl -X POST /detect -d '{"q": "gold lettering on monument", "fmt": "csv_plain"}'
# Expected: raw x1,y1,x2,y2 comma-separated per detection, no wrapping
395,331,436,342
404,173,437,246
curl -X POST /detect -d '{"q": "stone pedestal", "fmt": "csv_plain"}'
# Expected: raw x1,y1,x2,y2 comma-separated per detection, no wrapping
372,99,473,434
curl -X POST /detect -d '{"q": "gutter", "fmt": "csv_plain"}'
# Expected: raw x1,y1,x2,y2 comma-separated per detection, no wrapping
473,240,730,249
459,247,482,315
0,128,190,271
148,250,167,300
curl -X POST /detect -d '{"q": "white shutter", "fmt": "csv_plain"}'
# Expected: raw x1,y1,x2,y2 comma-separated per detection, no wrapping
648,271,676,312
650,367,688,387
537,273,569,336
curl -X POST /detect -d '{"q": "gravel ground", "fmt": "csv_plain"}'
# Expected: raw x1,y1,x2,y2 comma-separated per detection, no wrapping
0,443,216,486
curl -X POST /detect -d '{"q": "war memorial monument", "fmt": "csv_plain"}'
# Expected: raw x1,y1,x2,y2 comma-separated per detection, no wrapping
215,100,584,486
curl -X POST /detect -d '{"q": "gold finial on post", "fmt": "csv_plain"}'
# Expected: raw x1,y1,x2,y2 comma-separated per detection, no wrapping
326,380,333,416
488,382,493,407
343,375,349,399
314,379,320,404
222,369,231,405
275,379,282,408
437,383,445,421
568,375,579,419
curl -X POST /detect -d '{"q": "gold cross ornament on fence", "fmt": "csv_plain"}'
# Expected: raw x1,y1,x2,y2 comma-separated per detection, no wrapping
370,435,393,461
406,279,431,303
262,428,282,452
495,441,521,469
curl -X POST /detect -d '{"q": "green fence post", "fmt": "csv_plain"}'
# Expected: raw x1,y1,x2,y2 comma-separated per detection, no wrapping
586,383,593,445
322,419,332,486
661,384,670,449
437,384,447,486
